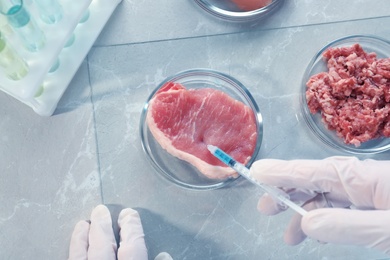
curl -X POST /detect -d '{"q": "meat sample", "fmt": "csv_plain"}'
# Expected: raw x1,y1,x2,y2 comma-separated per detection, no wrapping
231,0,272,11
306,43,390,146
146,82,257,179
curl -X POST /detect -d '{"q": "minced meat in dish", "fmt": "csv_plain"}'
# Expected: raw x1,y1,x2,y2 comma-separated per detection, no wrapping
306,43,390,147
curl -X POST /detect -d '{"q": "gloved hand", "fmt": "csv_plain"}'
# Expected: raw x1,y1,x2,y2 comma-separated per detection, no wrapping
68,205,172,260
250,156,390,255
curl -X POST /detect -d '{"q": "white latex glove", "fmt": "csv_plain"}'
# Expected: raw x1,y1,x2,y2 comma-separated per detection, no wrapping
117,208,148,259
69,205,172,260
250,156,390,255
69,205,117,260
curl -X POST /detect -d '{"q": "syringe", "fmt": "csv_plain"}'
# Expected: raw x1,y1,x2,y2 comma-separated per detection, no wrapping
207,145,307,216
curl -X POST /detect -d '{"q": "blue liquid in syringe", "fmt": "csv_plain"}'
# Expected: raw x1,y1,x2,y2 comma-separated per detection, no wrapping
214,148,235,166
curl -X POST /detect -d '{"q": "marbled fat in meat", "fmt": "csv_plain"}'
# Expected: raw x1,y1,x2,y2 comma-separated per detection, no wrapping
147,82,257,179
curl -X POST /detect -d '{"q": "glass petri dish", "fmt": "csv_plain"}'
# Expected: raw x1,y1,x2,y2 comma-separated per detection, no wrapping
301,35,390,154
140,69,263,190
193,0,282,21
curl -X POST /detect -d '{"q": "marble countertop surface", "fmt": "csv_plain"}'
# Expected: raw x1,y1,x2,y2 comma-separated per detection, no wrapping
1,0,390,259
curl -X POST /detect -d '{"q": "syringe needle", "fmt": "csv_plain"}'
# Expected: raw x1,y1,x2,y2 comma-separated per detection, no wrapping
207,145,307,216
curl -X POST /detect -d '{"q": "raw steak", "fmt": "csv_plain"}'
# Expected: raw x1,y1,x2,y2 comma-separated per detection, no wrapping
146,82,258,179
306,43,390,146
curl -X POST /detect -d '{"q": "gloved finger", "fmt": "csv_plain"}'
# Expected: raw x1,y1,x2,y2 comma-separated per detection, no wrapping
68,220,90,260
154,252,174,260
250,158,342,191
88,205,117,260
283,194,329,246
302,208,390,255
257,193,287,215
257,188,318,216
117,208,148,260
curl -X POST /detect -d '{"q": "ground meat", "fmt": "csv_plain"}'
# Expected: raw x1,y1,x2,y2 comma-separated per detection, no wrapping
306,43,390,146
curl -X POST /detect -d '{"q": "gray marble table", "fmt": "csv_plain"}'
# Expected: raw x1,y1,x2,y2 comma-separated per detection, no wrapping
1,1,390,259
